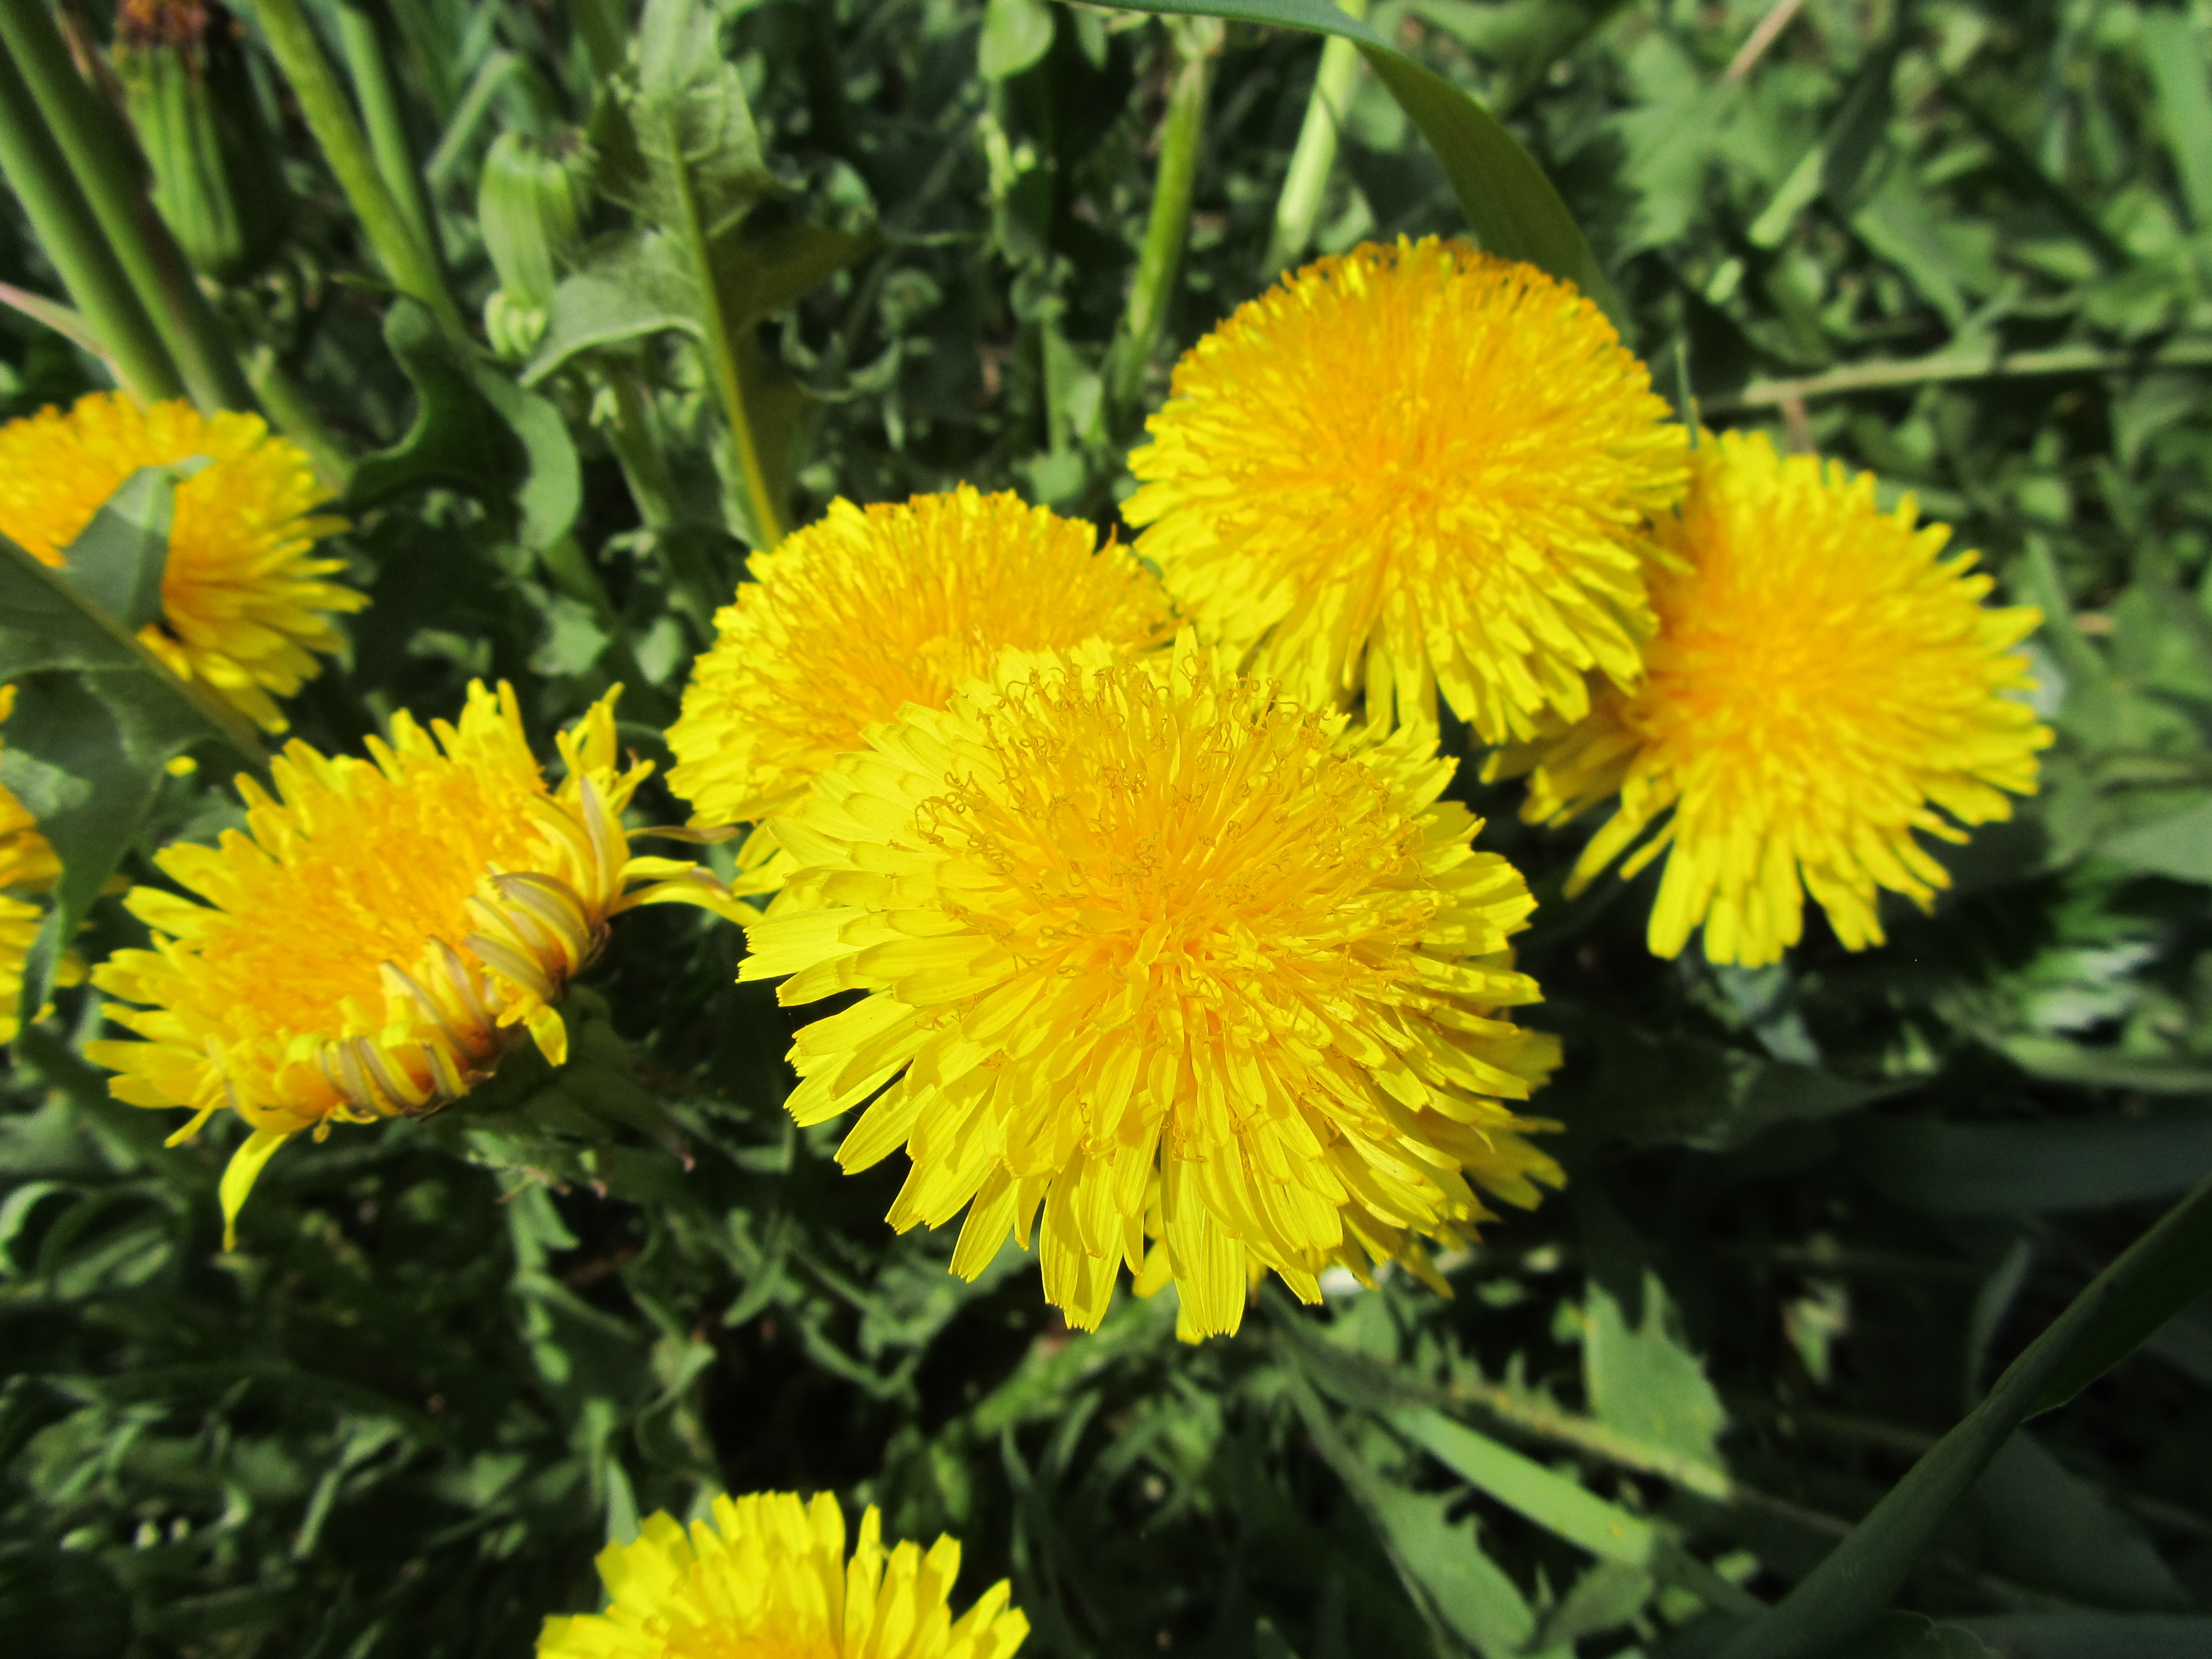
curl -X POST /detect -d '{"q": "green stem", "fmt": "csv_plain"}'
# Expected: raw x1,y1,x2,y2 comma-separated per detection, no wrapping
0,0,250,410
1264,0,1367,273
670,154,786,546
1109,18,1217,428
245,344,352,489
335,0,443,275
1706,337,2212,412
239,0,465,337
0,33,182,400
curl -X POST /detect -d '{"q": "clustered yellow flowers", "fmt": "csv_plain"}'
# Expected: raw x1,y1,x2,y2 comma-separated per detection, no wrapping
34,235,2049,1365
3,231,2055,1654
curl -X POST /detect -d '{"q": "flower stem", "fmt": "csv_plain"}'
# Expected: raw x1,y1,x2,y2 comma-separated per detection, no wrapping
0,0,251,410
666,149,787,547
334,0,444,280
1264,0,1367,274
245,344,352,489
0,31,182,400
238,0,466,338
1109,18,1218,431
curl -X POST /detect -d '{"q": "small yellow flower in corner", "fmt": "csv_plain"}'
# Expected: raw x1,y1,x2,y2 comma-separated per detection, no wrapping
665,485,1176,888
85,683,741,1245
0,392,363,732
1125,237,1688,739
742,634,1563,1342
1494,429,2052,967
536,1492,1028,1659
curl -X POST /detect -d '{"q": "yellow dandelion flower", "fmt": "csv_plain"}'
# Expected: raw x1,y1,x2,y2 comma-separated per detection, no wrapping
0,686,63,1046
538,1492,1027,1659
0,894,38,1048
1494,429,2050,968
0,392,362,731
85,682,739,1244
667,485,1176,846
742,635,1563,1342
1123,237,1688,741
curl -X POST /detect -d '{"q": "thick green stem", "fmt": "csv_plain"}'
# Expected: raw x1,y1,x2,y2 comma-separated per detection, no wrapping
0,0,250,409
238,0,465,337
1109,19,1217,429
335,0,443,275
0,33,182,400
1265,0,1367,272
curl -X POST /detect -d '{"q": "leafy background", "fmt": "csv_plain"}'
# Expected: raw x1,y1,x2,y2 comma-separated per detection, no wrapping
6,1,2212,1656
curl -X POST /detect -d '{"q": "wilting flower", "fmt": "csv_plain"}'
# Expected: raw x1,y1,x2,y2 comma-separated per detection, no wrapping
743,636,1562,1341
537,1492,1028,1659
87,683,737,1243
666,486,1176,860
0,688,62,1046
1124,237,1687,740
1494,429,2050,967
0,393,360,731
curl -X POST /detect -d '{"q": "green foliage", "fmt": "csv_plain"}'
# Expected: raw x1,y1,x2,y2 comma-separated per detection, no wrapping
6,3,2212,1658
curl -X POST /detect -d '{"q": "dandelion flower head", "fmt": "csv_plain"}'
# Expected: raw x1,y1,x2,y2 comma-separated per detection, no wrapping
537,1492,1028,1659
743,635,1563,1341
87,683,736,1242
1124,238,1688,741
0,392,360,731
0,686,62,1045
1494,429,2050,967
667,485,1176,837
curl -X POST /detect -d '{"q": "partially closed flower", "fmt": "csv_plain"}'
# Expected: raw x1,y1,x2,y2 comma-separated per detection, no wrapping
87,683,736,1242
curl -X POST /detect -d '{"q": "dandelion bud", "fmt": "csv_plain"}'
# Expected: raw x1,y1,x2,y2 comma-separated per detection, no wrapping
482,288,549,360
115,0,292,281
477,129,593,311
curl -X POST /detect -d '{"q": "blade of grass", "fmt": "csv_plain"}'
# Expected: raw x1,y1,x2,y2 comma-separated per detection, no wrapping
2140,9,2212,232
1108,17,1218,428
236,0,465,337
1714,1171,2212,1659
335,0,445,274
1105,0,1620,322
0,52,177,400
1265,0,1366,273
1705,337,2212,411
0,0,249,409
